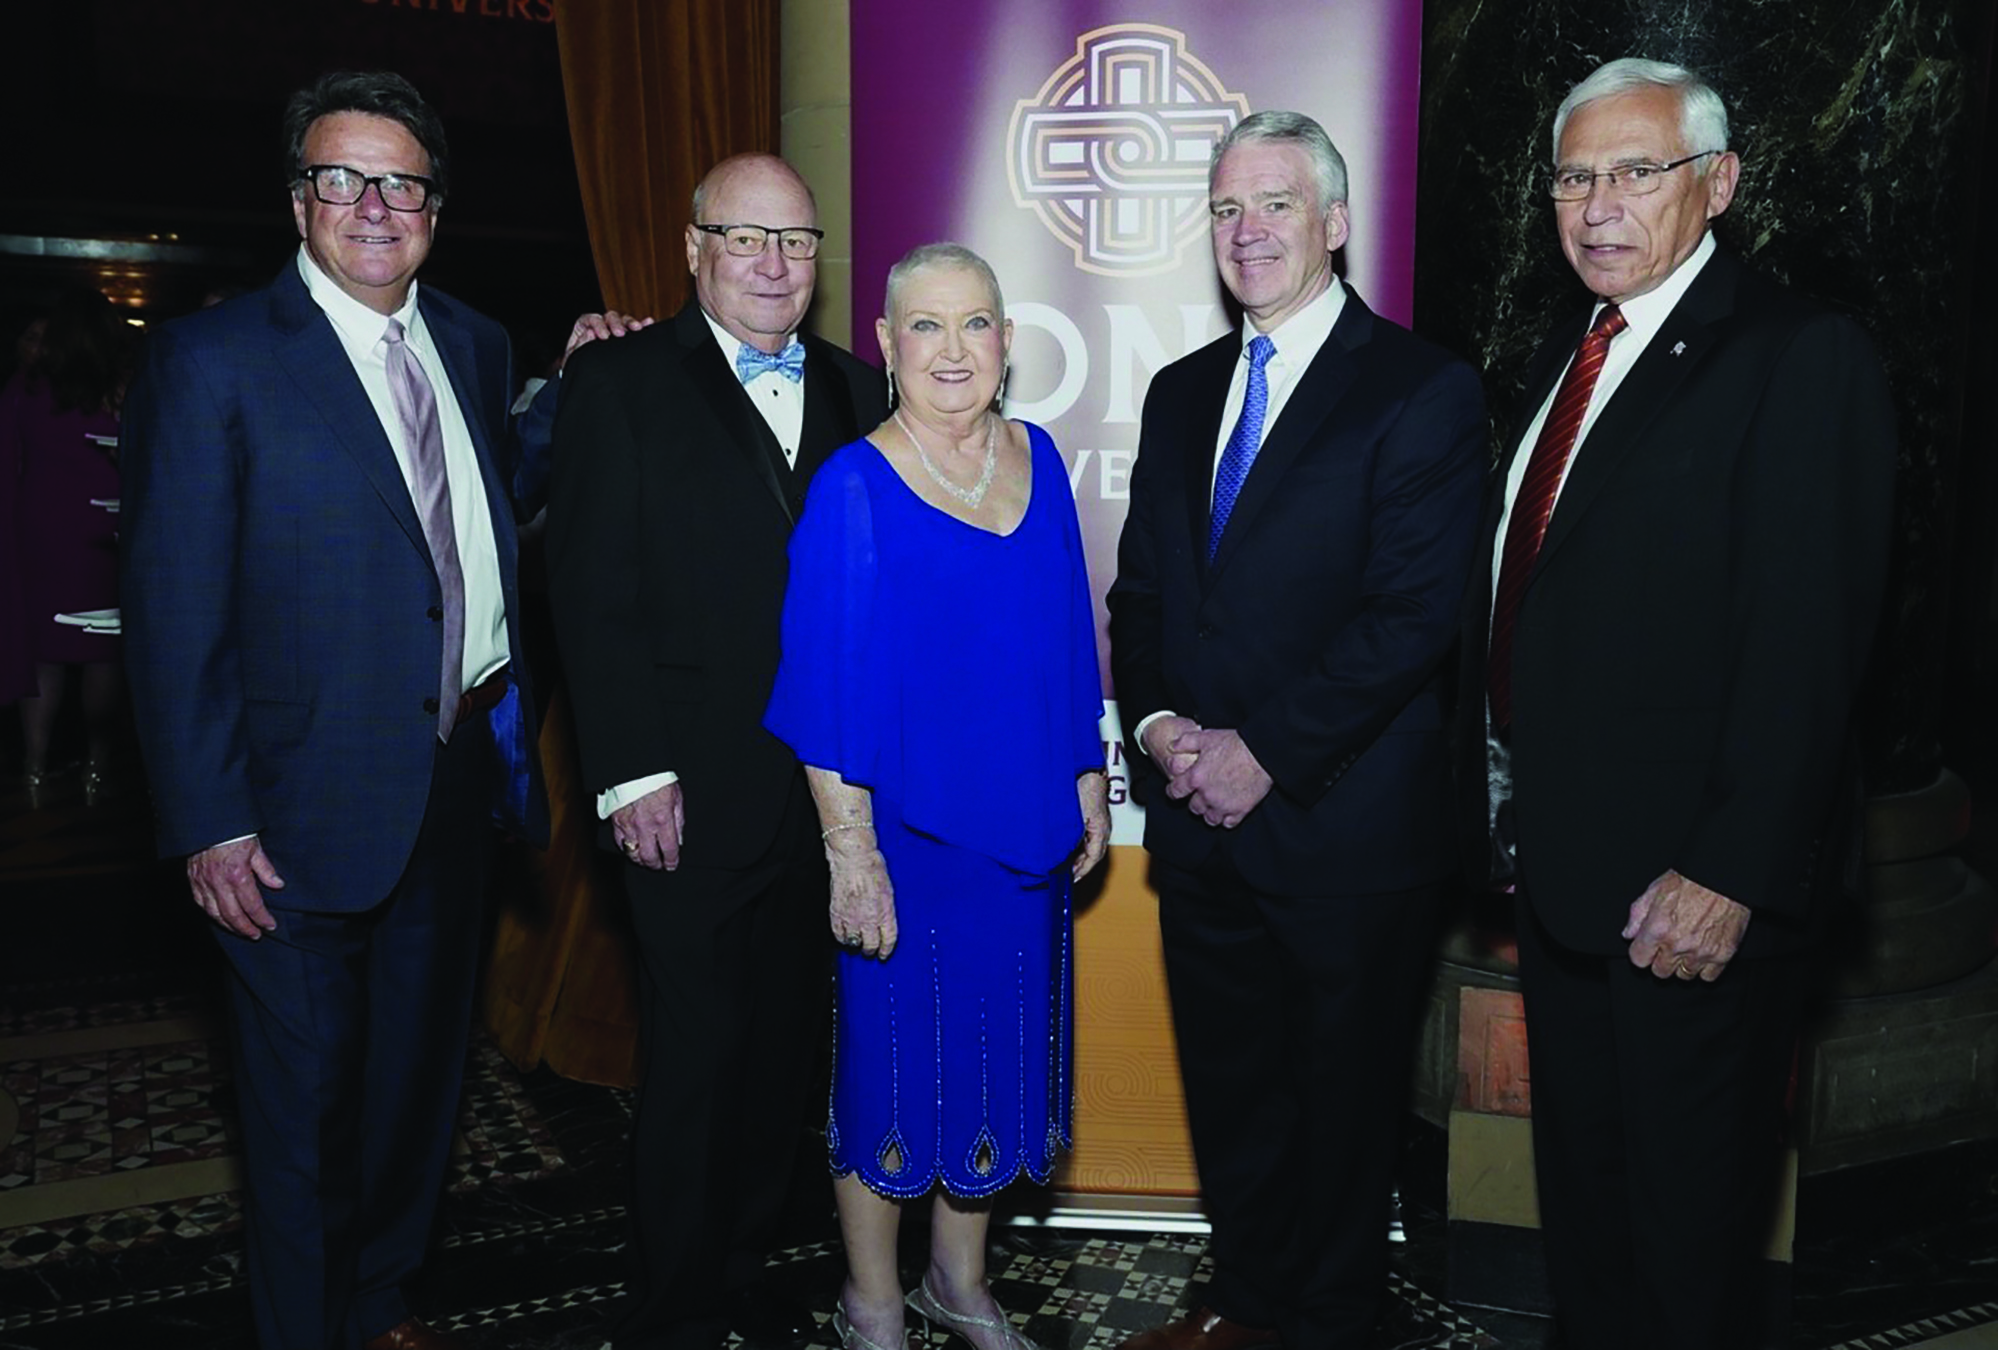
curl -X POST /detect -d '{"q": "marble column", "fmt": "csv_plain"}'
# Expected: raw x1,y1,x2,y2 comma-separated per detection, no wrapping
1417,0,1995,991
780,0,856,346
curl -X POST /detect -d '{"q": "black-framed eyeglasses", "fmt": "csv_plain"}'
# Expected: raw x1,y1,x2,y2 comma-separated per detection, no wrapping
1547,151,1720,201
298,164,438,212
693,222,825,260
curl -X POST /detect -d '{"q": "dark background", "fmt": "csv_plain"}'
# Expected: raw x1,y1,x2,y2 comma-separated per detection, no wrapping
0,0,598,371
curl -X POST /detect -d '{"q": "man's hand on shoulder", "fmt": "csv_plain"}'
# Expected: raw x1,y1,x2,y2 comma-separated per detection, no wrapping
188,837,283,940
612,781,685,871
560,311,656,369
1624,870,1751,981
1166,728,1273,829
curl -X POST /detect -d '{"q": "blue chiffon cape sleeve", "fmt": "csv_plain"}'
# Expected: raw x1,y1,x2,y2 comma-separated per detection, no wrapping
765,427,1103,873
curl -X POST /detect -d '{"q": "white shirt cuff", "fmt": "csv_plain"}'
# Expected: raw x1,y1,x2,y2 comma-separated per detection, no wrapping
1131,710,1179,758
598,772,680,819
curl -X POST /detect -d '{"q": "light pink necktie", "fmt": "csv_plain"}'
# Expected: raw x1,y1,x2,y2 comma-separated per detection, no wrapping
383,318,464,740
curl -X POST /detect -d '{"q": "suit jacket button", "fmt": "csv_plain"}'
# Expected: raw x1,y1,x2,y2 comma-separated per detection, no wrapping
1196,625,1215,640
427,605,444,621
422,697,440,714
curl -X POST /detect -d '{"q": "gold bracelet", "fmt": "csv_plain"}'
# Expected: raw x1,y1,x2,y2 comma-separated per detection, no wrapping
822,822,874,840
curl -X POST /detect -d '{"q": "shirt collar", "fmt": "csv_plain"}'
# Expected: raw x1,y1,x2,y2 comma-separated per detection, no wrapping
296,244,420,348
1240,274,1346,366
1592,230,1716,338
700,309,798,370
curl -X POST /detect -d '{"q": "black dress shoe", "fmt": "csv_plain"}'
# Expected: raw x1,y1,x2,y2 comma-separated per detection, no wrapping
727,1285,814,1348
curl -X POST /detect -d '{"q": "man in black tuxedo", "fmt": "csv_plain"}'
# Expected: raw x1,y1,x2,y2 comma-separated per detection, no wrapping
1108,111,1486,1348
545,153,886,1350
1458,59,1894,1349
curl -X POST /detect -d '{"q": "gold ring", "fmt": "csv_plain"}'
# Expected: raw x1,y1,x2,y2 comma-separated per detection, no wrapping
1676,959,1695,977
621,839,638,854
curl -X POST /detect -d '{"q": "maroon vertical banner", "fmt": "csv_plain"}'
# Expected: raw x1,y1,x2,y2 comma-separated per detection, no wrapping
851,0,1424,1208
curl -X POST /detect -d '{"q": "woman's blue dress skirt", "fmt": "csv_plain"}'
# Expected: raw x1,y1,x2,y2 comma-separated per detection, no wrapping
828,797,1073,1198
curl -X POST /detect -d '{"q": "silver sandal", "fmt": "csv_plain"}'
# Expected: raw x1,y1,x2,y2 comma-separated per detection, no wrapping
832,1301,912,1350
905,1277,1043,1350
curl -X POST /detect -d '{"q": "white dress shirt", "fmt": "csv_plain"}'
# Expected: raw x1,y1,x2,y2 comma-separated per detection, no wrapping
700,310,806,467
1133,276,1347,753
296,247,510,707
596,312,806,819
1208,275,1347,494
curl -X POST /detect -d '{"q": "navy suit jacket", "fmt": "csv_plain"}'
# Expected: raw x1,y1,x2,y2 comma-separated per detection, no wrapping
121,262,548,910
1108,287,1487,897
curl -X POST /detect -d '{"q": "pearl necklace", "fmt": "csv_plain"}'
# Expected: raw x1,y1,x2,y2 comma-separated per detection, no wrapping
894,408,997,508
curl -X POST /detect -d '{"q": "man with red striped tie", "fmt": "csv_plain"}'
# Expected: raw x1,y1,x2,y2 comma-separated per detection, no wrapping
1458,57,1895,1350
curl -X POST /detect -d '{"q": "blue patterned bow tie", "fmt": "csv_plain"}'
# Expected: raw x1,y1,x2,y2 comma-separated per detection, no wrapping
735,340,806,384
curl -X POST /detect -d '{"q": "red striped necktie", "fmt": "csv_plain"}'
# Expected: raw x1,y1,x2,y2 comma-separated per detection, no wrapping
1487,303,1626,731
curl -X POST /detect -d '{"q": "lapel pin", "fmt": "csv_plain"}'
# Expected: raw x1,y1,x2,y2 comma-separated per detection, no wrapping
1671,341,1687,356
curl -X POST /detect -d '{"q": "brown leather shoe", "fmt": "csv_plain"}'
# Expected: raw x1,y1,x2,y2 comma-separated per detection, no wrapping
1115,1307,1280,1350
363,1318,469,1350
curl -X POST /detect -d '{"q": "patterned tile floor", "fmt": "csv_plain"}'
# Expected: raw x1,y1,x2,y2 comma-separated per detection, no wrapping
2,767,1995,1349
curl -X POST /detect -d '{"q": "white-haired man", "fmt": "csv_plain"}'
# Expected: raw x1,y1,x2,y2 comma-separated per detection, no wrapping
1457,58,1895,1348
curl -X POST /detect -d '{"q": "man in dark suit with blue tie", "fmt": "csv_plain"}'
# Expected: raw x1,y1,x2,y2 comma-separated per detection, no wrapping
1108,111,1486,1348
121,71,548,1350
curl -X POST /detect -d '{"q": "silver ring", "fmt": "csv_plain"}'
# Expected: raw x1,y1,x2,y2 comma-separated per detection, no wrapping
621,839,638,854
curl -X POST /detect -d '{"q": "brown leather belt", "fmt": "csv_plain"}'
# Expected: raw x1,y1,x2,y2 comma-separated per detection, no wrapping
455,666,509,728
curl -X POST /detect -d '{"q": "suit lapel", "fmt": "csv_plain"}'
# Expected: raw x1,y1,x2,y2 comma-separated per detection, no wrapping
421,293,494,468
420,290,517,566
1205,291,1367,579
675,304,795,523
1178,339,1238,574
1495,312,1585,490
796,335,862,482
268,267,429,558
1533,251,1738,577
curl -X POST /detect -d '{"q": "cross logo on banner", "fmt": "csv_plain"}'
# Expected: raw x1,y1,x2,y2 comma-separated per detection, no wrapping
1008,24,1249,277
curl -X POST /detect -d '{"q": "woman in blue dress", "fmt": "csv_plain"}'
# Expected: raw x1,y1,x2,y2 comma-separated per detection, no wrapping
764,243,1109,1350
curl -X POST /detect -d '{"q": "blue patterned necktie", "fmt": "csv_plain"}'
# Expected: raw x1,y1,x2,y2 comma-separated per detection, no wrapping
735,340,806,384
1208,333,1277,559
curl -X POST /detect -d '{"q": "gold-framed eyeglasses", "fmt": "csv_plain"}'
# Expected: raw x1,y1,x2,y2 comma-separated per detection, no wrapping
299,164,436,212
693,223,825,260
1548,151,1720,201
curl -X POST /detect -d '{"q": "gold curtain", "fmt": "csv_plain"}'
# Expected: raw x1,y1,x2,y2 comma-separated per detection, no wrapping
556,0,781,317
479,0,781,1086
482,689,644,1087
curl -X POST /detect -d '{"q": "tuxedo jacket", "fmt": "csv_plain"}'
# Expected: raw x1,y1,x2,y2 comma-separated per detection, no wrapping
1108,288,1487,897
1456,248,1896,957
544,301,887,869
120,262,548,909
